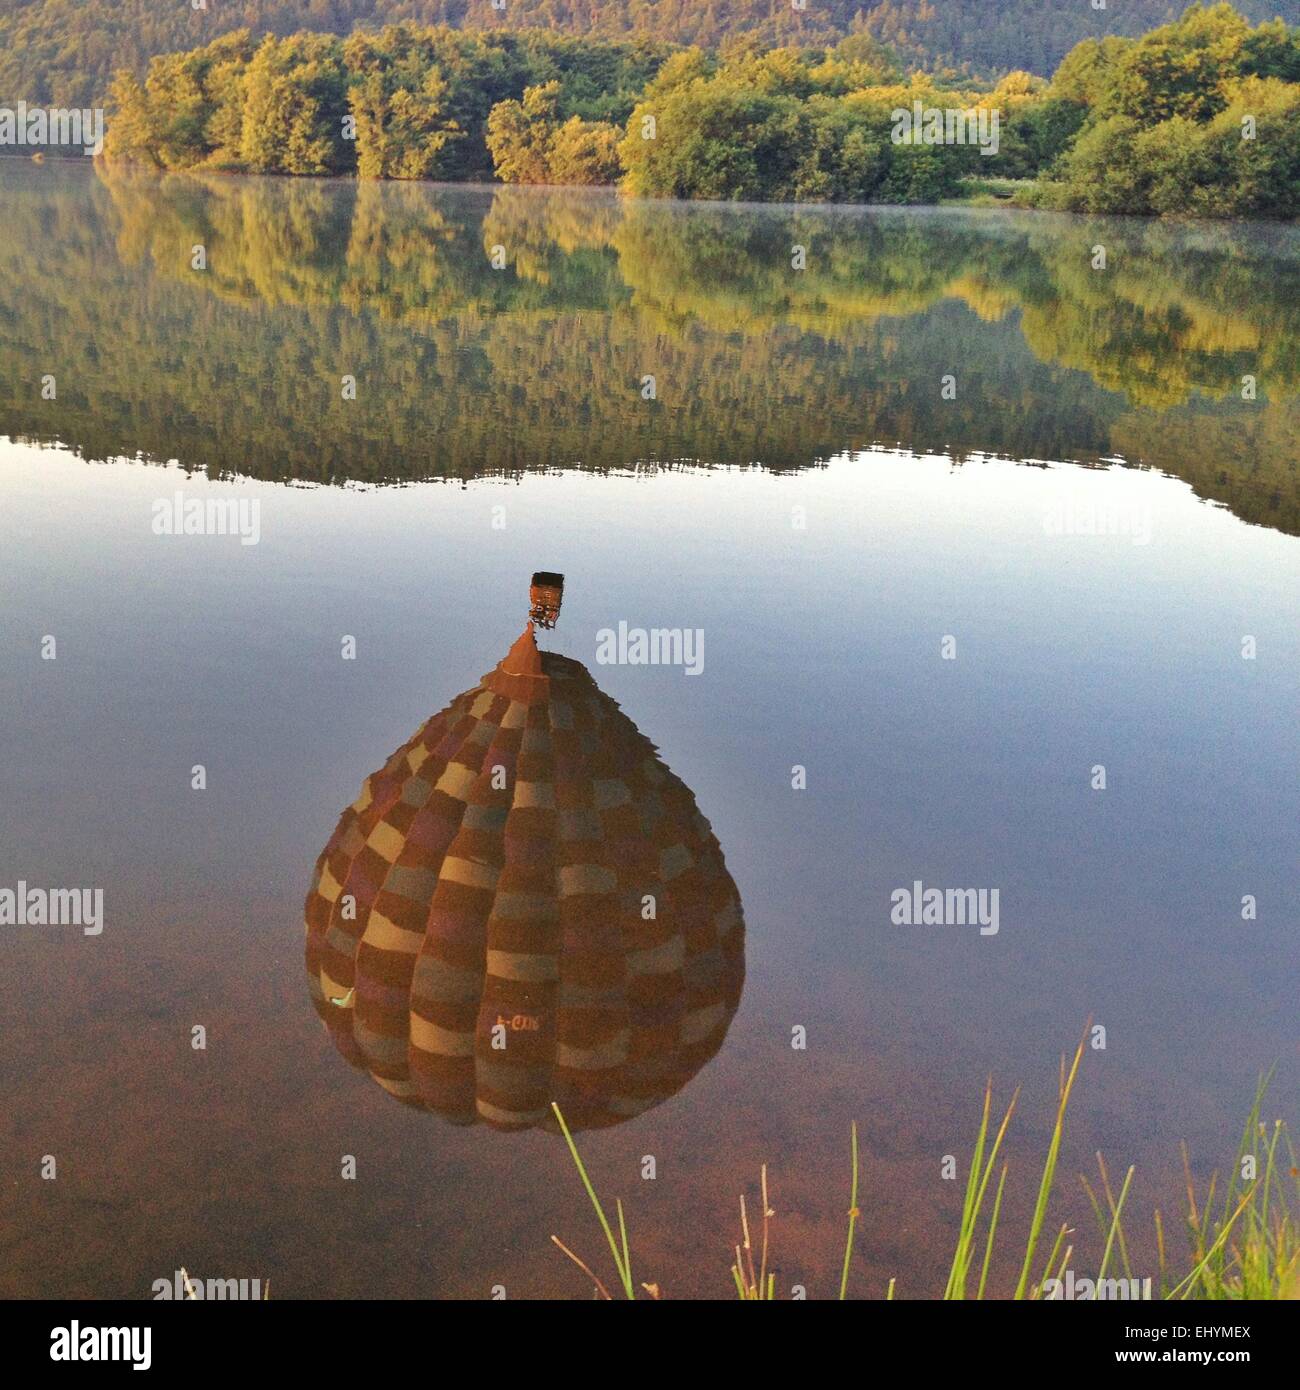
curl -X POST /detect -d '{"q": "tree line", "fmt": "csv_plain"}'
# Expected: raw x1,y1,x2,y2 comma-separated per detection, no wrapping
104,28,665,183
99,6,1300,216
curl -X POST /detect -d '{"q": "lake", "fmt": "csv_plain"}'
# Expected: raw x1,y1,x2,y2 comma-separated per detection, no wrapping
0,159,1296,1300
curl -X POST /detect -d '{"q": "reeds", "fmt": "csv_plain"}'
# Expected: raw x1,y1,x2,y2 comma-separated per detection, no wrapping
549,1037,1296,1301
1167,1069,1299,1300
731,1165,775,1299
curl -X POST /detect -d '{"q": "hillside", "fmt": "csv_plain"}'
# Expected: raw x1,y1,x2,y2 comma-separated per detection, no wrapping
3,0,1297,106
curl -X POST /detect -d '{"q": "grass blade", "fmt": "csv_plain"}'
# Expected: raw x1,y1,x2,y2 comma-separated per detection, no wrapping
840,1121,860,1301
1013,1026,1087,1299
551,1102,634,1299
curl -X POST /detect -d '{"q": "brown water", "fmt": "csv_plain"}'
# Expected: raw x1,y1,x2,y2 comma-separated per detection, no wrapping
0,162,1297,1299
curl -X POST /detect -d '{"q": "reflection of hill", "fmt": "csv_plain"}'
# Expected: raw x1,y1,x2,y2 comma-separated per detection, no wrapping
0,162,1296,535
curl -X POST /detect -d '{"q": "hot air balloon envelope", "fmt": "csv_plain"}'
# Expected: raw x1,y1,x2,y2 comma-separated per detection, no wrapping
305,625,744,1131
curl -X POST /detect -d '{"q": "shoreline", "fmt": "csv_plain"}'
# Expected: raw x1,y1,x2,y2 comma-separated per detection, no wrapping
7,153,1297,225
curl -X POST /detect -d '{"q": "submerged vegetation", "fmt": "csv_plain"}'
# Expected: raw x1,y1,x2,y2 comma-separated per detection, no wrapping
552,1041,1300,1300
95,5,1300,217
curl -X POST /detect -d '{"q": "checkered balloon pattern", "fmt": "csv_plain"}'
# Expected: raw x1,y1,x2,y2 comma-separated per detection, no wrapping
305,625,744,1131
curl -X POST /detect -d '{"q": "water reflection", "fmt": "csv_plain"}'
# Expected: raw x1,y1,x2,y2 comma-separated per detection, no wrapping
304,610,745,1131
0,161,1297,534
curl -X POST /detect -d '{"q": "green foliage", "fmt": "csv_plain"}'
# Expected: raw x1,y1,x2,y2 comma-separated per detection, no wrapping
345,27,472,179
486,84,555,185
546,116,622,185
105,24,666,182
620,82,803,201
487,82,621,184
1100,1,1254,123
1040,114,1152,214
1037,4,1300,217
80,5,1300,215
792,99,894,204
102,71,158,168
988,94,1087,180
3,0,1292,113
240,35,354,175
1240,17,1300,81
618,49,978,203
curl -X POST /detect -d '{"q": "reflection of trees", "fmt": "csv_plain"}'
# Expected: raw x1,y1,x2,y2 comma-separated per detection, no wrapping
613,201,1300,411
1112,407,1300,537
611,206,1029,335
104,168,359,309
0,163,1296,536
1013,218,1300,410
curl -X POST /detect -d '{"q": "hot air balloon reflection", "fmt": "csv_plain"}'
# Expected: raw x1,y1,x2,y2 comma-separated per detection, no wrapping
304,579,744,1132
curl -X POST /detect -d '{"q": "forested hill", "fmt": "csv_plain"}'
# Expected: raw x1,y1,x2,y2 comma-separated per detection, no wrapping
4,0,1297,106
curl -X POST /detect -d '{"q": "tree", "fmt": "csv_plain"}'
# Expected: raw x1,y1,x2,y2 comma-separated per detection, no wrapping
239,35,352,175
548,117,622,185
486,83,561,184
1101,2,1252,123
619,79,807,201
103,71,158,166
1049,114,1153,213
487,84,622,185
344,27,473,181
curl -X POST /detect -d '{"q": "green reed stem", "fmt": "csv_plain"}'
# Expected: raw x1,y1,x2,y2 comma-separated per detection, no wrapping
839,1121,860,1301
552,1102,635,1299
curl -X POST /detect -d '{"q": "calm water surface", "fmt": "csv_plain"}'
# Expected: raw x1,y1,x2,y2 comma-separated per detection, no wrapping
1,162,1297,1299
